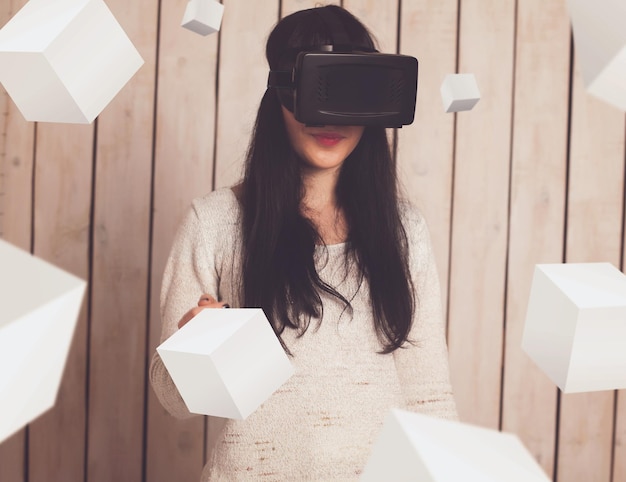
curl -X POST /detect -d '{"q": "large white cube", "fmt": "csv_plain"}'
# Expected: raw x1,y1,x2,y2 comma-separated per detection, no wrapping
522,263,626,393
361,409,550,482
156,308,294,419
0,0,144,124
0,240,86,444
568,0,626,111
181,0,224,36
440,73,480,113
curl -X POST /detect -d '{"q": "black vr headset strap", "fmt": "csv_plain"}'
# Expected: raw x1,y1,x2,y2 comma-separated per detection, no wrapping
267,70,293,89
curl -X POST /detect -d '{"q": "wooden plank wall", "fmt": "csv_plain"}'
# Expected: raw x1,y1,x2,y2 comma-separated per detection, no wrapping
0,1,624,481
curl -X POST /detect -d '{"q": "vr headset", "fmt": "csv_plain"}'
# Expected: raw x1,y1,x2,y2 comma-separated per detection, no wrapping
267,46,418,128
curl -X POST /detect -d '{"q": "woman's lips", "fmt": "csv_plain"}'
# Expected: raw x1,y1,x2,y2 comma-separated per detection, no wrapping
311,133,345,147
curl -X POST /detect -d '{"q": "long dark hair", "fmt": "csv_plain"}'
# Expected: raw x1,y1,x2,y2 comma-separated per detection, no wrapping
240,5,415,354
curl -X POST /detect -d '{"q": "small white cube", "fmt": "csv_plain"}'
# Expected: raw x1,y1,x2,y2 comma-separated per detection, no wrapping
568,0,626,111
522,263,626,393
440,73,481,113
181,0,224,36
361,409,550,482
0,0,144,124
0,240,86,444
156,308,294,419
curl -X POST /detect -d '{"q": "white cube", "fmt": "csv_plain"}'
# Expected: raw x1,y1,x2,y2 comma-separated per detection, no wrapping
181,0,224,36
156,308,294,419
0,0,144,124
361,409,550,482
568,0,626,111
0,240,86,444
440,73,481,113
522,263,626,393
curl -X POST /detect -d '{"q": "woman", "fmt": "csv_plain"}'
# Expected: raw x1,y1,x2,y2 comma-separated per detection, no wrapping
150,5,457,480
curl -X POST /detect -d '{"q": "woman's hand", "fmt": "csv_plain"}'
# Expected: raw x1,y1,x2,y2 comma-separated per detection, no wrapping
177,294,230,329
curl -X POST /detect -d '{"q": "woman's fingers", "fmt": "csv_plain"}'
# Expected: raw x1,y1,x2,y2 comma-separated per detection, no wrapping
177,305,207,329
198,294,229,308
178,295,231,329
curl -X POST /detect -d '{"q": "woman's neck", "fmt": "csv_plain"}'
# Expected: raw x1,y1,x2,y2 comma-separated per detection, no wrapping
300,166,339,211
300,167,347,245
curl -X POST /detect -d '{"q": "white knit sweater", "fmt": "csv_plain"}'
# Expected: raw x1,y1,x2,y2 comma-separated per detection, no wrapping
150,188,457,481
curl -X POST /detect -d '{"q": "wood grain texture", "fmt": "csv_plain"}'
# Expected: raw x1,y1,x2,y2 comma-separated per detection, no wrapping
500,0,571,476
27,122,93,482
615,391,626,481
617,171,626,479
213,0,280,188
446,0,515,429
396,0,457,317
0,3,33,480
556,55,625,482
617,222,626,482
146,0,220,479
86,0,158,480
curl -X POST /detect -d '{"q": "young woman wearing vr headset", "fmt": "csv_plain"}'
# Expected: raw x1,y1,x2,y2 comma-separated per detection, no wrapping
151,5,457,480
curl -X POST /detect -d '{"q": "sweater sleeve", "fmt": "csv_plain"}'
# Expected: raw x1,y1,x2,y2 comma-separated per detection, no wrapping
149,200,221,420
393,205,458,421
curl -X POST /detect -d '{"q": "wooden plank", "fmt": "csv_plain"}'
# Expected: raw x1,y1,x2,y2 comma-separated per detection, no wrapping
617,225,626,482
213,0,280,188
396,0,457,316
146,0,220,480
500,0,570,476
27,123,93,481
615,390,626,481
555,55,624,482
0,4,33,480
446,0,515,429
85,0,158,481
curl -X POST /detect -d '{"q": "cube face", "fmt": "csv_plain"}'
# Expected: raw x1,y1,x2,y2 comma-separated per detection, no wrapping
0,52,87,123
181,0,225,36
360,412,433,481
440,73,480,113
568,306,626,392
0,240,86,443
156,308,294,419
361,410,550,482
521,267,580,390
522,263,626,393
159,350,237,416
568,0,626,110
0,0,144,124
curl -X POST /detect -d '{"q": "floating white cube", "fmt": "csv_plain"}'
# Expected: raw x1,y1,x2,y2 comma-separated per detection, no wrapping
568,0,626,111
0,240,86,444
0,0,144,124
181,0,224,36
440,73,480,113
156,308,294,419
522,263,626,393
361,409,550,482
